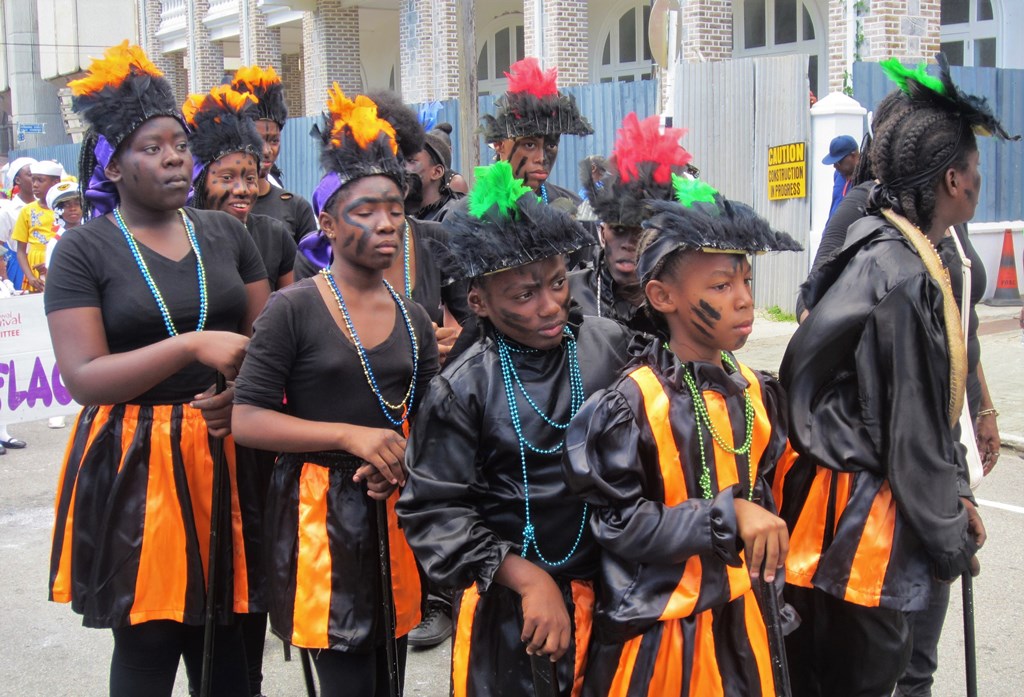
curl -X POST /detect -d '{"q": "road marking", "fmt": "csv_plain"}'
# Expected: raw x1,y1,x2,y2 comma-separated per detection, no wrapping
976,498,1024,515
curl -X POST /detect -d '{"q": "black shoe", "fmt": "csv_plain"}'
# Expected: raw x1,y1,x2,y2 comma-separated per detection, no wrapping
408,601,452,648
0,444,6,455
1,438,26,449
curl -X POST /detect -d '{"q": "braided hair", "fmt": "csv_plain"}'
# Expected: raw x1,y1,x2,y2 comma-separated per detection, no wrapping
869,102,976,232
77,129,102,219
850,90,910,186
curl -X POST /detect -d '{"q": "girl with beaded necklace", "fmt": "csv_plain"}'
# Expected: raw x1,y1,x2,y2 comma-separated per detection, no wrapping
231,86,438,696
44,43,271,696
396,161,631,697
563,178,802,696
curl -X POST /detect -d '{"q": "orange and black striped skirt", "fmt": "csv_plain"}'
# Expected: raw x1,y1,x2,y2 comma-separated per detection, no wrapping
49,403,250,628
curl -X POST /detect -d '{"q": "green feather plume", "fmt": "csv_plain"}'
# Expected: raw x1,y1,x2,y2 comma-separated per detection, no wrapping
467,161,534,219
671,174,718,208
880,58,947,97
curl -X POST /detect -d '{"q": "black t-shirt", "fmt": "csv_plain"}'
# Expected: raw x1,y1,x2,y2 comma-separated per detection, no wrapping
251,185,318,244
45,208,267,405
247,213,297,291
234,278,439,428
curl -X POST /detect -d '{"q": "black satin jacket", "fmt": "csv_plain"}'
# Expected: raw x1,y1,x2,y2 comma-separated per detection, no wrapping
568,251,642,325
780,216,976,587
397,315,632,591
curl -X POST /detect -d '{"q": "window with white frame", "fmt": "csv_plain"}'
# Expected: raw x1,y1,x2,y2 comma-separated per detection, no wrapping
733,0,825,98
595,0,654,83
941,0,999,67
477,18,526,96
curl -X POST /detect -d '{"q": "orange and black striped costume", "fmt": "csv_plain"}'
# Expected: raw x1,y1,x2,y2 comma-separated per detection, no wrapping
564,340,794,697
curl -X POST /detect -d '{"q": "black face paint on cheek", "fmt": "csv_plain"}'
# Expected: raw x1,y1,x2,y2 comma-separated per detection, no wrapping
690,320,714,339
692,300,721,329
699,300,722,321
340,200,375,255
210,187,232,212
508,143,528,181
494,305,534,335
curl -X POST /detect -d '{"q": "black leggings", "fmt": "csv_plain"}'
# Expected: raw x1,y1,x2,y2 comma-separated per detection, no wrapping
110,620,248,697
311,637,408,697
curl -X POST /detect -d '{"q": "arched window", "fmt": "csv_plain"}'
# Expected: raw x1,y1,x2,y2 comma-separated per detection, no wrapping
477,17,526,96
940,0,999,67
733,0,825,98
594,0,654,83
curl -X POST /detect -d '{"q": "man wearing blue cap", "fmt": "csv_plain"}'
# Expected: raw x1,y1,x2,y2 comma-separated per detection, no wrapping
822,134,860,219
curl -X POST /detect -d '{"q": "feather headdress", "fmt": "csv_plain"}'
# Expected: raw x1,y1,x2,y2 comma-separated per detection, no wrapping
365,90,426,160
183,86,262,172
309,84,404,215
68,41,181,149
880,54,1018,140
587,114,695,229
481,57,594,142
231,65,289,127
439,161,595,282
637,178,802,285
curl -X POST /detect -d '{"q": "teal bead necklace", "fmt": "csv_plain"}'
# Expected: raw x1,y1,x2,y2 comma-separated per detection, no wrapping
114,207,207,337
539,183,549,205
401,219,411,297
667,343,756,500
497,328,588,567
321,267,419,427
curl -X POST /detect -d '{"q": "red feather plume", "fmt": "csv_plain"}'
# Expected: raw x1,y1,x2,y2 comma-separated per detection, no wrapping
505,57,559,99
612,113,692,185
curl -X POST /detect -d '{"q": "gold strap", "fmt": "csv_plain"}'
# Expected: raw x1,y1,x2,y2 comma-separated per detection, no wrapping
881,209,966,427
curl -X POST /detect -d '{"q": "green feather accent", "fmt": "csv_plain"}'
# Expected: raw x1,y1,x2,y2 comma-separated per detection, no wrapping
880,58,946,97
671,174,718,208
467,161,534,219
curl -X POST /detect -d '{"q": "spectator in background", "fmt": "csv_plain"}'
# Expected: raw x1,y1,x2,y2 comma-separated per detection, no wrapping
405,123,464,223
822,134,860,219
1,157,38,287
12,160,63,292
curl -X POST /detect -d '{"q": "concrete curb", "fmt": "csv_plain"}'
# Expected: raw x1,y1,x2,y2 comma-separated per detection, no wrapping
1001,433,1024,454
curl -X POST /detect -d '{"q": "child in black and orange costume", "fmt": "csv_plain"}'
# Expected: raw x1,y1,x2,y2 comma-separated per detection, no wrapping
45,43,271,695
231,86,438,696
563,178,801,696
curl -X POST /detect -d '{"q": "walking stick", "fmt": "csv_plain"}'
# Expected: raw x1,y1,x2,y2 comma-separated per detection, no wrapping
756,573,793,697
300,648,318,697
963,573,978,697
529,653,560,697
376,497,402,697
200,374,228,697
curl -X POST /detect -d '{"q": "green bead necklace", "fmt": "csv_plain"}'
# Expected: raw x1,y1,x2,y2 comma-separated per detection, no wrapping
667,342,756,501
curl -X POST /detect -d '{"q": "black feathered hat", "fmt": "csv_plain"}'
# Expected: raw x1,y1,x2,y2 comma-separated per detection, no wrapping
309,85,406,216
440,161,595,282
183,85,263,173
231,65,288,128
638,177,803,286
481,57,594,142
68,41,182,151
588,113,695,229
365,89,426,161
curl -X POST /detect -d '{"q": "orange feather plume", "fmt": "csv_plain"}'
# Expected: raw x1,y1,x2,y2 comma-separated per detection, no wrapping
325,83,398,154
68,41,164,97
231,65,282,92
182,86,258,127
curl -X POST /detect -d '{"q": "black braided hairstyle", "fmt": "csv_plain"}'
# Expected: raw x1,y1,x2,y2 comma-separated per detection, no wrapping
77,129,101,219
850,90,911,186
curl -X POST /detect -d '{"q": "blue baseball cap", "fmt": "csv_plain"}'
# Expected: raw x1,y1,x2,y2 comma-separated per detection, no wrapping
822,135,858,165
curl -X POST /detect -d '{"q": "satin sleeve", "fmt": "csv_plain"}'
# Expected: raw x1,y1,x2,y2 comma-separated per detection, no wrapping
564,388,741,567
858,275,977,581
398,375,513,592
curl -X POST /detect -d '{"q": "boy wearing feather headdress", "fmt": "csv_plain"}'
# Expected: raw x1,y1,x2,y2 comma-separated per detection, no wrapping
563,180,802,696
397,161,630,696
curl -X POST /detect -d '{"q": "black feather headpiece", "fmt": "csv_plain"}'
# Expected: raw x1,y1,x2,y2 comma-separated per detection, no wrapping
637,177,802,285
68,41,182,150
440,161,595,282
588,113,696,229
880,54,1019,140
183,86,263,172
231,65,289,128
481,58,594,142
309,85,405,216
365,89,426,161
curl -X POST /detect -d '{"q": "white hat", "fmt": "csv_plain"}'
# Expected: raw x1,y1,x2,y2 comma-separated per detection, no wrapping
30,160,65,177
46,181,80,211
5,157,38,188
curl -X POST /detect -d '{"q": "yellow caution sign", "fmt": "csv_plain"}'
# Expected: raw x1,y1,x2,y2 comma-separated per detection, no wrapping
767,142,806,200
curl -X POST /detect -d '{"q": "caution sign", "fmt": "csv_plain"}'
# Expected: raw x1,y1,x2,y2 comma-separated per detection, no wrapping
767,142,806,201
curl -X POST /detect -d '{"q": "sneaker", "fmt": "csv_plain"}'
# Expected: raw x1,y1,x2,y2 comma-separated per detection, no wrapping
48,416,66,429
408,601,452,648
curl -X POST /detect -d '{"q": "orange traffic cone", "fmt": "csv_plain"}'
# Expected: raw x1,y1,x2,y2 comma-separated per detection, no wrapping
987,228,1022,306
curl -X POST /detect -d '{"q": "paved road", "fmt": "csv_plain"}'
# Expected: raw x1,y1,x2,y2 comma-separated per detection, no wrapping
1,307,1021,696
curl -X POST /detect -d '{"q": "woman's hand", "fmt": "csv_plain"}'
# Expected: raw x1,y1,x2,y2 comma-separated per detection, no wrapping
343,426,407,486
734,498,789,583
975,413,1001,475
434,323,461,367
191,383,234,438
353,464,398,500
188,331,249,380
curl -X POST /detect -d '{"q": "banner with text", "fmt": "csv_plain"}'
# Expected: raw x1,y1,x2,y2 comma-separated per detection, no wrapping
0,294,79,423
767,142,807,201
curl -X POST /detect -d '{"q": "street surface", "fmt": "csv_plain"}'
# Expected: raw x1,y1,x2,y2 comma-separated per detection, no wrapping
0,306,1021,695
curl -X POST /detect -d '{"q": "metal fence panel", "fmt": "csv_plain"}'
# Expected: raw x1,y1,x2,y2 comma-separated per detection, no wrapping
853,61,1024,222
8,142,82,176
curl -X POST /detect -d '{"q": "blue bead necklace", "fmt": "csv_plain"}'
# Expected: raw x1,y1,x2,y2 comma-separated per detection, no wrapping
401,219,412,297
496,327,588,566
539,183,549,205
321,267,419,427
113,207,207,337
